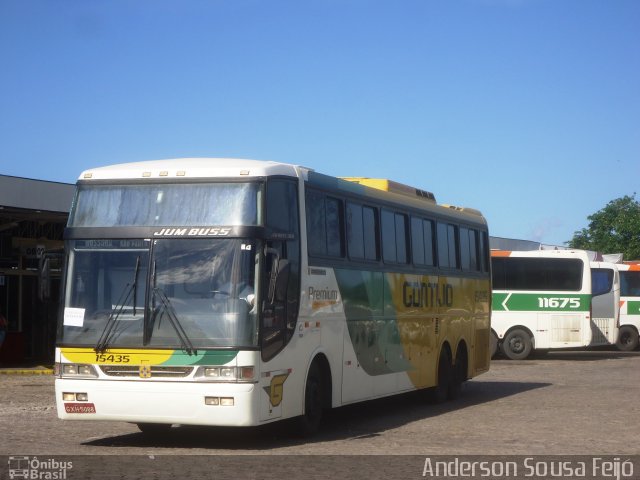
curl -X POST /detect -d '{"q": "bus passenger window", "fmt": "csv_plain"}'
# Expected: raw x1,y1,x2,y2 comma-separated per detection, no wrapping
305,190,343,258
460,227,480,271
306,190,326,257
437,222,458,268
362,206,378,261
382,210,396,262
480,231,490,273
382,210,407,264
411,217,425,265
347,203,365,259
326,197,343,257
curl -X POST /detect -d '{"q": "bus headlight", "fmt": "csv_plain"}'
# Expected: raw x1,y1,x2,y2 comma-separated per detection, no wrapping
62,392,89,401
58,363,98,378
77,365,94,376
204,396,234,406
238,366,255,380
198,366,255,382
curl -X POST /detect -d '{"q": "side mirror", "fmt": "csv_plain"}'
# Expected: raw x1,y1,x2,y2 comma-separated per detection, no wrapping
265,247,290,304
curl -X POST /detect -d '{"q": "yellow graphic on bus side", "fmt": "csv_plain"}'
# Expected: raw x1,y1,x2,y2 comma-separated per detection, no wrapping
264,373,289,407
61,348,173,365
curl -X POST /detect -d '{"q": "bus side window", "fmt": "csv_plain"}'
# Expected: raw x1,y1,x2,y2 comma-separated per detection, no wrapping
382,210,408,264
460,227,480,271
306,189,344,259
592,269,613,296
347,203,379,261
437,222,459,269
262,179,301,361
621,271,640,296
480,231,490,273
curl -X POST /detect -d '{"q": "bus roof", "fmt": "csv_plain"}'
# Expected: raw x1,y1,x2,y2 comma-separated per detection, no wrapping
308,171,486,225
77,158,487,226
339,177,437,202
491,249,591,259
77,158,306,181
618,263,640,271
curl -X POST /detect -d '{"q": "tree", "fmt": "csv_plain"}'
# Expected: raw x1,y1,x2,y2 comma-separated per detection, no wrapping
567,195,640,260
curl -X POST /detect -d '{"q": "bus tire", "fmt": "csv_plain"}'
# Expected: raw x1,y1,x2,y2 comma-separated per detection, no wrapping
296,363,323,436
449,350,467,401
616,326,639,352
490,330,499,359
137,423,172,434
430,348,452,404
501,329,532,360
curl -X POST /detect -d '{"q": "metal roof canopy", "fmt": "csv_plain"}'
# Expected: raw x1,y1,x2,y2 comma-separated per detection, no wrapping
0,175,74,213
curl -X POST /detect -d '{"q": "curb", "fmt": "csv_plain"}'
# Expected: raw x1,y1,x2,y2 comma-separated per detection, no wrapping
0,367,54,375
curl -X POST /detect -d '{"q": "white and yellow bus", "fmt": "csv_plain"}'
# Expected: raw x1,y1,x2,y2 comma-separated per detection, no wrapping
616,262,640,351
55,158,491,434
490,249,620,360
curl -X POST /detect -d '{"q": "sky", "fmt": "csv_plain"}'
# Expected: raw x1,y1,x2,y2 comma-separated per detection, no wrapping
0,0,638,246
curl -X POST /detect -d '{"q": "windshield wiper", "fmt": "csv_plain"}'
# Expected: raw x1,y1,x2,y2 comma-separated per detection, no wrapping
94,256,141,353
94,282,135,353
151,287,197,355
132,255,140,316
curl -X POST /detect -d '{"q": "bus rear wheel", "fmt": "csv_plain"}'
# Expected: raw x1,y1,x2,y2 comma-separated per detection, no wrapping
430,348,452,404
449,352,467,401
501,329,532,360
616,326,639,352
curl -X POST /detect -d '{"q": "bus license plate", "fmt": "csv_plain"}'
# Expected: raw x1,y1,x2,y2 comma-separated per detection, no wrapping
64,403,96,414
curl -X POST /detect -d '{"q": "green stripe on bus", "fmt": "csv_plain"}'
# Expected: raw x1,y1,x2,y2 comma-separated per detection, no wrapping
627,301,640,315
163,350,239,366
492,293,590,312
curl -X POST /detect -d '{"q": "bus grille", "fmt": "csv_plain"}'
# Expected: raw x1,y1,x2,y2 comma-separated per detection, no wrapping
99,365,194,378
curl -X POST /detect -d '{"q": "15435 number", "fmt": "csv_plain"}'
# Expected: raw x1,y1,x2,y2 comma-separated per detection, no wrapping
95,354,131,363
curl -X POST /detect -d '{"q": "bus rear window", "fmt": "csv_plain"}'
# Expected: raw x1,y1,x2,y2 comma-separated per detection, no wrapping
491,257,583,291
591,268,614,297
620,271,640,297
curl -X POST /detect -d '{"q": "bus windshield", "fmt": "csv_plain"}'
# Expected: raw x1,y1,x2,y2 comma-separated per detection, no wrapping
69,182,260,227
60,238,258,349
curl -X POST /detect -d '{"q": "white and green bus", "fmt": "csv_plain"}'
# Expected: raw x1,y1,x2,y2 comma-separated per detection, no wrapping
54,158,492,434
490,249,620,360
616,262,640,351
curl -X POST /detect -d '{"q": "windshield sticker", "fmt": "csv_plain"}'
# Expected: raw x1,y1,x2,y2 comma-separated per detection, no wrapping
152,227,232,237
63,307,85,327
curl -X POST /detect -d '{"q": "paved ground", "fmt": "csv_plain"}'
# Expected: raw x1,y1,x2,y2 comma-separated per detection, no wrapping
1,349,639,478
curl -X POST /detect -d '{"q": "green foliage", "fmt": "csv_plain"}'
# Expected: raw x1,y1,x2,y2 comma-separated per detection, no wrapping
567,195,640,260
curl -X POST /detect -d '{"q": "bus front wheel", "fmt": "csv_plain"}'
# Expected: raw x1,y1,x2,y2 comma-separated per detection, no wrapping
616,326,639,352
137,423,172,434
296,363,323,436
501,329,532,360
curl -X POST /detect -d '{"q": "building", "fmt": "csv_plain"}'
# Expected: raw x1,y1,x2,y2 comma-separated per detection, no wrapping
0,175,74,364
